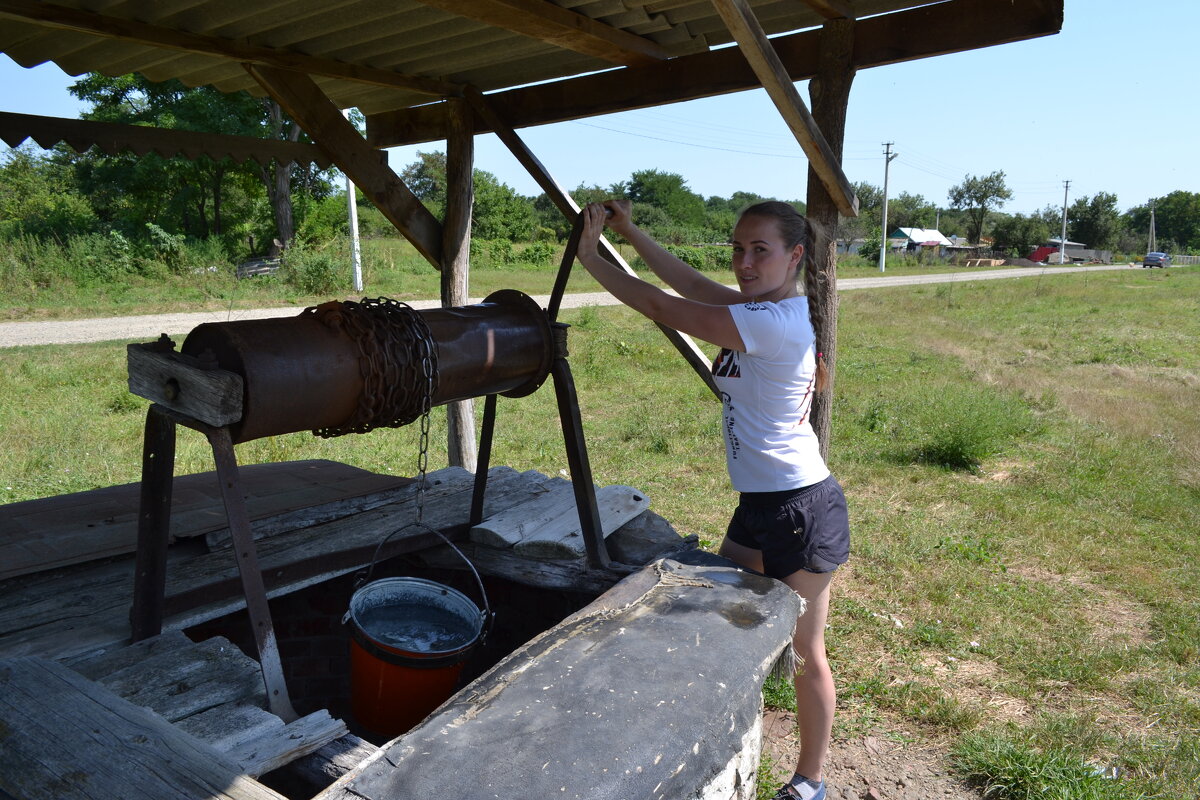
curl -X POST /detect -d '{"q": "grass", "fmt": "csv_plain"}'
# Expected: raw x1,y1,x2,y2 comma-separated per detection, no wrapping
2,262,1198,799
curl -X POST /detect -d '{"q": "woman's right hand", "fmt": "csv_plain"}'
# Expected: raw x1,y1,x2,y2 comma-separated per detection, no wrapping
601,199,632,233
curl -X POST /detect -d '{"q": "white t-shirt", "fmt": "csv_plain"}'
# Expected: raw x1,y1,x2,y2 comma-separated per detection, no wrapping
711,297,830,492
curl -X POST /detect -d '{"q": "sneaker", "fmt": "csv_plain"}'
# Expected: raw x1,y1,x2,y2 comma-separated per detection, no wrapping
771,777,826,800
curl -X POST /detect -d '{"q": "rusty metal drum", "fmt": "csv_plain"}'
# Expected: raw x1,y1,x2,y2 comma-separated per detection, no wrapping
180,290,553,443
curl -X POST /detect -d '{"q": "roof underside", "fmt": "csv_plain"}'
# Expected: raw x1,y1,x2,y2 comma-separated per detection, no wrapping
0,0,945,117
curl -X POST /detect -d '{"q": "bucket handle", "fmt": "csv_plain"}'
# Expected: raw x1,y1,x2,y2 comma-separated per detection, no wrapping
357,522,493,640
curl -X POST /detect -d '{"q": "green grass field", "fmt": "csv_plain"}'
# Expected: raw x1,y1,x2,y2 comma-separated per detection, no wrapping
2,263,1197,799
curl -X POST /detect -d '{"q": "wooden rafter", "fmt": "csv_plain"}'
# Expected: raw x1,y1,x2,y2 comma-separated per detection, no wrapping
413,0,670,66
0,111,333,168
367,0,1062,147
800,0,855,19
0,0,460,96
711,0,858,216
245,64,444,267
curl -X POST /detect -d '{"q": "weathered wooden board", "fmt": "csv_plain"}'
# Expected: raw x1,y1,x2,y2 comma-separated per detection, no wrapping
225,710,348,777
0,466,541,662
126,342,244,426
512,484,650,560
0,459,414,581
0,656,288,800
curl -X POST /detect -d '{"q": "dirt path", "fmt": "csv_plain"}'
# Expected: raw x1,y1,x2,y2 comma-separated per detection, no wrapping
0,264,1135,348
762,710,982,799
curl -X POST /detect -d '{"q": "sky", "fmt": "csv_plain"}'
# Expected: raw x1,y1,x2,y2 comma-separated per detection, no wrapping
1,0,1194,217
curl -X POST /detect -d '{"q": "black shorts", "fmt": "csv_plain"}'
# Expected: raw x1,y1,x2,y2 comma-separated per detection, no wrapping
724,475,851,579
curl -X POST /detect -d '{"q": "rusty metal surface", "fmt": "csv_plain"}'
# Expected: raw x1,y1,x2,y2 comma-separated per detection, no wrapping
180,291,552,443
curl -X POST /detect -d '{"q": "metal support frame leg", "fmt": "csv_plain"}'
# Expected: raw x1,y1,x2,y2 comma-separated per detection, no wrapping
469,394,499,527
550,325,610,570
206,426,299,722
130,405,176,642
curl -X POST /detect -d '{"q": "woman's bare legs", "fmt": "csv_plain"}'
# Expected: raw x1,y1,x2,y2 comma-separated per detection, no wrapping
718,537,835,783
781,568,834,782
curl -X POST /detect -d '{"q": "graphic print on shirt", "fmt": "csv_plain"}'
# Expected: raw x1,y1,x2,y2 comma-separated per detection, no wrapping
712,347,740,378
718,391,742,463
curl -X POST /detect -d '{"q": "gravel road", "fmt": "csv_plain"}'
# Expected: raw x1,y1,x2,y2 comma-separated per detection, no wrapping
0,264,1136,348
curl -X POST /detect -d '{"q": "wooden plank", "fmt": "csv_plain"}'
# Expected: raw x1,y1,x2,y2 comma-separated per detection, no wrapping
711,0,858,217
0,656,288,800
0,466,542,662
513,484,650,560
0,459,412,581
127,341,244,427
225,710,348,777
0,111,334,168
413,0,669,66
801,0,855,19
470,475,571,548
368,0,1063,147
88,636,266,722
0,0,459,96
176,702,285,752
246,63,444,267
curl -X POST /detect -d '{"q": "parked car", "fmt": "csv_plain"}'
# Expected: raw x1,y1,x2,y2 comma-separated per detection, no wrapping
1143,252,1171,268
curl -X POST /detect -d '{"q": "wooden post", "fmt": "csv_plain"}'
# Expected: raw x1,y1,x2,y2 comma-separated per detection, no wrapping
804,19,856,458
443,98,477,472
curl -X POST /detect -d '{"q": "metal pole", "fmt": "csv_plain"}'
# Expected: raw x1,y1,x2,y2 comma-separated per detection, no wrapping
879,142,897,273
1059,180,1070,265
344,109,364,292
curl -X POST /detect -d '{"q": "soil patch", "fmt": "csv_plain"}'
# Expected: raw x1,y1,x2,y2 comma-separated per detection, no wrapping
762,710,982,799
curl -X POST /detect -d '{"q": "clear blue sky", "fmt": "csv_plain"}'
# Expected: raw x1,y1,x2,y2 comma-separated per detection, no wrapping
2,0,1193,217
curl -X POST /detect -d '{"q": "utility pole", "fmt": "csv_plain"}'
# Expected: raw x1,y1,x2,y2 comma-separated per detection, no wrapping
343,108,364,292
1059,180,1070,265
1148,200,1157,253
879,142,898,273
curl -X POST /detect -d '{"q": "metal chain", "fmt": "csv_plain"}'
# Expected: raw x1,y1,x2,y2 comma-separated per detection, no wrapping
304,297,438,438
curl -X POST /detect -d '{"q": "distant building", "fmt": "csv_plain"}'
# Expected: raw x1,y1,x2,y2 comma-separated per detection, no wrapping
888,227,953,256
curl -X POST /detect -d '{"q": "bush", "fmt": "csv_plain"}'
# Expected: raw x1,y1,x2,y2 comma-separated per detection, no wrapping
653,244,729,273
279,242,346,295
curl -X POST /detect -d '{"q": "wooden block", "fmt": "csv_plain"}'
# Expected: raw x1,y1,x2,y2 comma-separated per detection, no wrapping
177,701,285,752
468,476,573,548
127,341,243,427
0,656,287,800
513,485,650,560
225,710,349,777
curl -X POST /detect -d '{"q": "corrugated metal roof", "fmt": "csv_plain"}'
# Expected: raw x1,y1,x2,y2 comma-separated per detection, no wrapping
0,0,939,117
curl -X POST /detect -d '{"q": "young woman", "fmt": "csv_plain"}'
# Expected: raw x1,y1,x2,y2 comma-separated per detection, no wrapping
576,199,851,800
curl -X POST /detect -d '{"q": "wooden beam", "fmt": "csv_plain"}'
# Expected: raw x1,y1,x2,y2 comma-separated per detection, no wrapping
414,0,670,66
245,64,443,267
0,0,459,97
0,111,333,169
800,0,855,19
711,0,858,217
368,0,1062,147
465,88,720,398
442,97,477,472
803,19,856,457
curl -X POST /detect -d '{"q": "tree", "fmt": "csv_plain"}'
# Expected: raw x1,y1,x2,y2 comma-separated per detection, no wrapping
398,151,536,242
887,191,938,231
836,181,881,251
1067,192,1121,250
0,144,97,238
69,72,332,252
1126,191,1200,253
948,171,1012,245
991,213,1052,257
617,169,706,228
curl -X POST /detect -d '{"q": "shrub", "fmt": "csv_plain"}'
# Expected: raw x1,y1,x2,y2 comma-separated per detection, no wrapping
279,242,346,295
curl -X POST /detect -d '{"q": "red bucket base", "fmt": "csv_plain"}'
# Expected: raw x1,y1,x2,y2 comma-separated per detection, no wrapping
349,638,467,738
